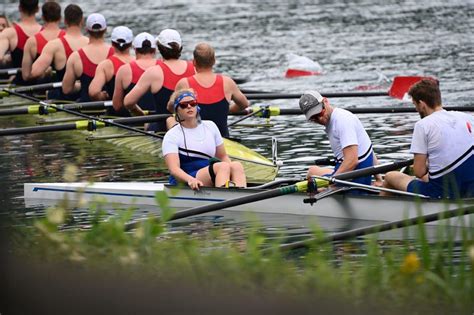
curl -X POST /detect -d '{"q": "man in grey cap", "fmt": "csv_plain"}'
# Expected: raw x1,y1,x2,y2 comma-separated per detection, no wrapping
299,91,381,186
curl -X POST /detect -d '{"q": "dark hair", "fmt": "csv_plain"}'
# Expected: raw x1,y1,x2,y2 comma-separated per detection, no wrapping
157,42,182,60
112,40,131,52
135,41,156,55
19,0,39,16
0,14,10,27
64,4,83,26
88,29,106,39
42,1,61,23
408,78,441,109
193,43,215,68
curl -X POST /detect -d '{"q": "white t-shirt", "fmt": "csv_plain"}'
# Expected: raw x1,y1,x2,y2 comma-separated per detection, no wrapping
162,121,224,159
410,110,474,178
325,108,373,161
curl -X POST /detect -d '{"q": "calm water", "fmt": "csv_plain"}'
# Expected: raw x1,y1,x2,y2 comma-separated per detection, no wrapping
1,0,473,235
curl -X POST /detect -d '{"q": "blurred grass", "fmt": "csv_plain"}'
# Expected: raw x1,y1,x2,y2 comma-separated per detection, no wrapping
6,192,474,315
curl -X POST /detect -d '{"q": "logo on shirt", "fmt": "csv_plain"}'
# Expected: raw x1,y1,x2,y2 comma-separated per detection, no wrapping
467,121,472,134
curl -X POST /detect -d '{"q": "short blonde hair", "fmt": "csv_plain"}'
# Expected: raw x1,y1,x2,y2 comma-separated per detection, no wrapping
168,88,197,113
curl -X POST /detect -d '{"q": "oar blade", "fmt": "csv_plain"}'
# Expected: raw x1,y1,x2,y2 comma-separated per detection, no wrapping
388,76,435,100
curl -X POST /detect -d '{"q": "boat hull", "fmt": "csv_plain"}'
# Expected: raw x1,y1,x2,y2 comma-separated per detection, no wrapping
24,182,474,227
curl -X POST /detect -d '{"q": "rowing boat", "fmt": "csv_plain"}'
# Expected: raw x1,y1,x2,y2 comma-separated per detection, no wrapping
1,95,279,184
85,127,279,184
24,181,474,227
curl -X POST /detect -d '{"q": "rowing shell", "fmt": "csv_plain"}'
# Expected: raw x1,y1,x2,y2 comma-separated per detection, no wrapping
82,127,279,184
24,181,474,227
1,95,279,184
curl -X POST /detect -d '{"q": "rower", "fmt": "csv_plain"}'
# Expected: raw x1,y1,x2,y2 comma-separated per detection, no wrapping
299,91,382,187
162,88,247,190
171,42,249,138
21,1,64,82
0,15,11,69
62,13,113,102
124,28,195,132
383,79,474,198
112,32,157,117
88,26,134,103
30,4,88,100
0,15,9,33
0,0,41,82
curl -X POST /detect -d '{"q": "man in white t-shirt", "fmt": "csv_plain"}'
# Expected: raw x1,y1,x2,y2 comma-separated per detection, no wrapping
299,91,381,186
383,79,474,198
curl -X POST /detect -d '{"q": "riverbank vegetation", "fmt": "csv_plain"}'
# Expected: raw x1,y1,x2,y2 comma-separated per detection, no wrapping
4,194,474,314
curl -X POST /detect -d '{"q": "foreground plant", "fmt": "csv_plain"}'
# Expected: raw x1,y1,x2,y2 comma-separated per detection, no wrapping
10,196,474,314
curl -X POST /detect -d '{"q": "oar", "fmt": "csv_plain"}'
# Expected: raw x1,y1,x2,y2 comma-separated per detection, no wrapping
278,205,474,251
228,107,263,127
230,105,474,117
0,100,113,116
125,159,412,230
1,89,165,140
0,67,20,75
0,81,64,97
244,76,430,100
0,114,171,136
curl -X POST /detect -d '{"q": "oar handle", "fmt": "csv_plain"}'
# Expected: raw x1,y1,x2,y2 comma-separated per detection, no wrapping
334,159,414,181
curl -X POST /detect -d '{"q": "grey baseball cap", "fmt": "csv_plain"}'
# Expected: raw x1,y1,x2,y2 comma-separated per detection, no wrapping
299,90,324,120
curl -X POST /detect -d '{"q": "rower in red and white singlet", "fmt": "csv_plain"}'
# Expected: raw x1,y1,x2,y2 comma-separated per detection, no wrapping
88,26,134,103
171,42,249,138
113,32,158,117
62,13,113,102
124,29,195,132
22,1,65,82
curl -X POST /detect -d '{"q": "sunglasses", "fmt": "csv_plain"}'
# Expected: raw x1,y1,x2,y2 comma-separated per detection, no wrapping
309,108,326,121
178,100,198,109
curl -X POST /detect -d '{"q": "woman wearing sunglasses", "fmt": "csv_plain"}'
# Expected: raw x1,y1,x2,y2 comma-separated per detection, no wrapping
162,88,247,190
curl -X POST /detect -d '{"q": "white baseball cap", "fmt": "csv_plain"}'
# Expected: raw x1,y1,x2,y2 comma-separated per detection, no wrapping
86,13,106,31
299,90,324,120
111,26,133,44
133,32,157,49
156,29,182,49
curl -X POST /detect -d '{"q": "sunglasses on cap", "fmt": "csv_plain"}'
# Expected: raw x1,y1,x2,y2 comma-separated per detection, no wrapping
177,100,198,109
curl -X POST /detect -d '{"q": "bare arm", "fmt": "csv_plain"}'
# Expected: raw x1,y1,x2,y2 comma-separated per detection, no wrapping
62,52,80,95
224,77,249,113
112,65,128,112
165,153,203,190
214,144,231,163
0,28,14,62
31,41,55,79
21,37,36,81
168,78,189,112
124,68,155,115
413,153,428,179
334,145,359,175
372,153,383,186
89,61,110,101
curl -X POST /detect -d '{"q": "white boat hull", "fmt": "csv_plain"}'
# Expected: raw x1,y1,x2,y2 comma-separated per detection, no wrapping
24,182,474,227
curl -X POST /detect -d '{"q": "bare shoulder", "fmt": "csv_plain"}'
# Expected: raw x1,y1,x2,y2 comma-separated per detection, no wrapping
144,64,163,78
0,27,16,39
175,77,189,89
44,37,61,50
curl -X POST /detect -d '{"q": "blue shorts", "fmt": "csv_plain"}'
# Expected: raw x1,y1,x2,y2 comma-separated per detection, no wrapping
407,154,474,199
333,153,374,186
168,157,220,186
